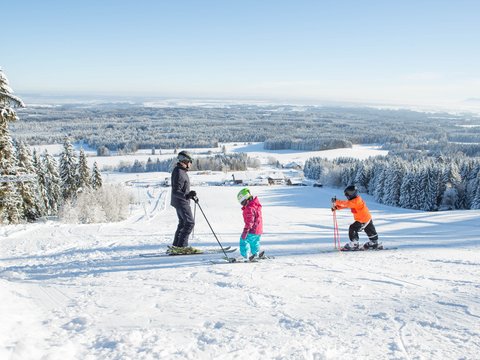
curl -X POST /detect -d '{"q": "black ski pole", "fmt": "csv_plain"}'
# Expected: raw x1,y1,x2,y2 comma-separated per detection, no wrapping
193,197,233,261
192,200,197,240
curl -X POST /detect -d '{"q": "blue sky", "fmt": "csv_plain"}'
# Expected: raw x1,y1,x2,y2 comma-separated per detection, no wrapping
2,0,480,105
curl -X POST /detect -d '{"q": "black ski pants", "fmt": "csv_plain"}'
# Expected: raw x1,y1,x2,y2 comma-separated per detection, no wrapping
349,220,378,242
173,203,195,247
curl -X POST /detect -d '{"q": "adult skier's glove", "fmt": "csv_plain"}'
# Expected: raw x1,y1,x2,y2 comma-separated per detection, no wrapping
186,190,197,200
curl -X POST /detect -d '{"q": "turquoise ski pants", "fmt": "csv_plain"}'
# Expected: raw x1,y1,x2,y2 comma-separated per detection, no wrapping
239,233,261,258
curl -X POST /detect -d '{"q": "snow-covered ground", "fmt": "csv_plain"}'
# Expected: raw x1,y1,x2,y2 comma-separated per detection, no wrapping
1,147,479,359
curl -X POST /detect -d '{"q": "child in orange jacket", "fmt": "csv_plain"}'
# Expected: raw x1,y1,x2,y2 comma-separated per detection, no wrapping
332,185,380,250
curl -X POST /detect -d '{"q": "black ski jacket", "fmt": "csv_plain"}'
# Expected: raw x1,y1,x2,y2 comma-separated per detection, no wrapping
170,164,191,207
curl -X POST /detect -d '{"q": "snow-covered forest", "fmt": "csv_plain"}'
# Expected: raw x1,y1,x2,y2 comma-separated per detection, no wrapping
11,100,480,155
1,69,103,224
304,155,480,211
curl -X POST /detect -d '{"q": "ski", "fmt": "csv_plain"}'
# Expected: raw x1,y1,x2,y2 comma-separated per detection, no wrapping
341,247,397,252
209,257,257,264
319,246,397,254
210,252,275,264
140,247,236,258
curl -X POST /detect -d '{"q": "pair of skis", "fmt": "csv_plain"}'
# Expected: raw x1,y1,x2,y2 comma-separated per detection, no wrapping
319,243,397,254
139,246,237,258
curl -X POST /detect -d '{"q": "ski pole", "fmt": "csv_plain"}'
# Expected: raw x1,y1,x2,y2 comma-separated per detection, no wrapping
333,210,340,250
331,196,340,250
193,197,233,261
192,200,197,240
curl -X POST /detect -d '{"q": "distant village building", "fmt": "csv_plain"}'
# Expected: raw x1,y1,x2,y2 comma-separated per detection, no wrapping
249,177,269,186
286,178,307,186
268,174,285,185
283,161,303,170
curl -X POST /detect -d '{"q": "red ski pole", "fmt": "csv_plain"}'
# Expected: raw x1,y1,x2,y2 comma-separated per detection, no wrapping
332,197,340,250
333,210,340,249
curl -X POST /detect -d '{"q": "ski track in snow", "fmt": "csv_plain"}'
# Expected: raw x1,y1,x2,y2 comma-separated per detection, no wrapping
1,183,480,359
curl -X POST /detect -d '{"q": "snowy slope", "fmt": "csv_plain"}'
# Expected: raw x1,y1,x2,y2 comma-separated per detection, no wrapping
1,179,479,359
1,143,479,359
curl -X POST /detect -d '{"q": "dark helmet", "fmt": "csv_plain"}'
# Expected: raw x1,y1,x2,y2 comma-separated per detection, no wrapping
344,185,358,200
177,150,193,163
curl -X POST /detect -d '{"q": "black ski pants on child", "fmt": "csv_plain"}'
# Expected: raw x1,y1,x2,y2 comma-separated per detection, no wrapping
172,203,195,248
349,220,378,242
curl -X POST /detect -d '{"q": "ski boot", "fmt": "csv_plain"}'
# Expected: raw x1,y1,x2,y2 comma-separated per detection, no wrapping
363,241,382,250
183,246,203,254
167,246,202,255
166,245,182,254
248,251,264,262
341,240,360,251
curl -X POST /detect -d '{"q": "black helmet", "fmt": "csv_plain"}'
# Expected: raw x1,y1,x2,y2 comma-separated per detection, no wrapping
177,150,193,163
344,185,358,200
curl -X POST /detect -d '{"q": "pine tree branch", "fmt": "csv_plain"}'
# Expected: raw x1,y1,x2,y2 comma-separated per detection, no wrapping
0,91,25,108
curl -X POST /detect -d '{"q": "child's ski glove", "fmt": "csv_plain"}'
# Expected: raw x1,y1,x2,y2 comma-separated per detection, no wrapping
331,196,337,211
241,229,248,240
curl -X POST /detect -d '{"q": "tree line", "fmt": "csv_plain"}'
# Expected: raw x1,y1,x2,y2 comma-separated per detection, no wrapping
1,69,103,223
1,138,103,224
110,153,261,173
304,154,480,211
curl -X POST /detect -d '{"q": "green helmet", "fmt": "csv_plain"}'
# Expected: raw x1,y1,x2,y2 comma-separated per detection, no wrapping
237,188,252,204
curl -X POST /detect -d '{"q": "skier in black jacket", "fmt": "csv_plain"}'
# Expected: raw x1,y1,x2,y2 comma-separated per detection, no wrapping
170,150,198,252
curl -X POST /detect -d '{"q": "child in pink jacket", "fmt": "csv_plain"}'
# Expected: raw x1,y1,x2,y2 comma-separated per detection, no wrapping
237,188,264,260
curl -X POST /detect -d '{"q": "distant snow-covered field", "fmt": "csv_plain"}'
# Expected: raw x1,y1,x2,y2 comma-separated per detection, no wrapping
30,142,388,169
2,145,479,360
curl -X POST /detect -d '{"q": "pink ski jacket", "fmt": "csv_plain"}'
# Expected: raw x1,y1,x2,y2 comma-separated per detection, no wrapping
241,197,263,239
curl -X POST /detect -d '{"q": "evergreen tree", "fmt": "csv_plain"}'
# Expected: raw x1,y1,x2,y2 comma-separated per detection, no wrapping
60,138,78,200
16,141,44,220
354,162,370,192
399,168,414,208
77,148,91,190
0,68,25,223
34,150,50,215
42,150,62,215
464,160,479,209
424,164,441,211
441,163,462,210
146,157,154,172
409,165,425,210
372,165,387,203
367,162,382,195
382,159,404,207
91,162,103,189
418,166,432,211
471,170,480,209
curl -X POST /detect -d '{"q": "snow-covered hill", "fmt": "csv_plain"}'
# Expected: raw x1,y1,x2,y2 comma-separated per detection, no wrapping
1,179,479,359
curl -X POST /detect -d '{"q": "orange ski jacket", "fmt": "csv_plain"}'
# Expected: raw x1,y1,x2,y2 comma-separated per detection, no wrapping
334,196,372,223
